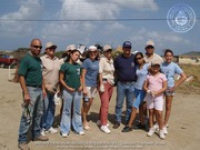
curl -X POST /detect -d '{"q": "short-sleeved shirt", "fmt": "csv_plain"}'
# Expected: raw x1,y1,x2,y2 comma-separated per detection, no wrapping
134,63,149,90
114,54,137,82
40,54,61,90
82,58,99,87
161,62,183,88
145,73,167,99
99,57,115,85
144,53,163,64
18,53,42,87
60,62,82,89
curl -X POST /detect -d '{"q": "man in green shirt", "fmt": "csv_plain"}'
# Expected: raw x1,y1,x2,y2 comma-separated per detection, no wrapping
18,39,48,150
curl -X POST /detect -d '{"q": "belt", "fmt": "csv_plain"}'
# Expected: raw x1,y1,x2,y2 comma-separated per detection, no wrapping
26,84,42,88
119,80,135,83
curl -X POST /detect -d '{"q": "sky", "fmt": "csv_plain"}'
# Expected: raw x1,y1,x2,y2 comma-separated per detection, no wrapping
0,0,199,55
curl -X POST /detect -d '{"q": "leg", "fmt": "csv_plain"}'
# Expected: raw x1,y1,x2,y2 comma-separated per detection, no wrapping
40,92,49,130
163,96,173,126
72,91,83,133
60,90,72,134
127,107,137,127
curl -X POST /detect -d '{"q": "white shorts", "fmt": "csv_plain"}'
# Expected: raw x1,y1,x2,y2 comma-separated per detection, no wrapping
146,94,164,111
83,87,97,101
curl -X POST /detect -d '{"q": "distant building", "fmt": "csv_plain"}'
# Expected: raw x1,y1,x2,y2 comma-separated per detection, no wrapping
178,55,200,65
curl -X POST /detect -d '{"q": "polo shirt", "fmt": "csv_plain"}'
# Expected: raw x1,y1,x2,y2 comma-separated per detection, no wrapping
60,62,82,89
18,53,42,87
40,54,61,90
114,54,137,82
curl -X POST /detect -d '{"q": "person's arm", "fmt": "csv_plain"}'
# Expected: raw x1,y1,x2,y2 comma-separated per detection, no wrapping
78,68,83,92
143,79,149,92
170,72,187,91
59,71,75,92
81,69,88,95
42,79,47,99
19,75,30,103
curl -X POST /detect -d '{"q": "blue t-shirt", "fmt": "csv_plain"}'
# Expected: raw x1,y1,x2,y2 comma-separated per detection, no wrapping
114,54,137,82
134,63,149,90
161,62,183,88
82,58,99,87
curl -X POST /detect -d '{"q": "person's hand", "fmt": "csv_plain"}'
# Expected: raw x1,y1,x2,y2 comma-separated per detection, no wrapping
169,86,176,92
24,93,31,103
83,88,88,95
78,86,83,92
99,84,105,92
42,89,47,99
67,87,76,92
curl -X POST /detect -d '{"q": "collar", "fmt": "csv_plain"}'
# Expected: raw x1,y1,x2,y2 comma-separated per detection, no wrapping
44,54,57,60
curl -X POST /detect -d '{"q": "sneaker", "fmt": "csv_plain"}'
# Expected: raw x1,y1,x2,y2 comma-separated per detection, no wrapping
163,126,168,135
113,122,120,129
147,128,156,137
159,130,166,140
61,133,68,138
134,123,146,130
33,135,49,141
122,126,132,132
96,120,109,127
100,125,111,133
18,143,30,150
48,127,58,134
152,123,159,130
41,129,46,136
79,131,85,135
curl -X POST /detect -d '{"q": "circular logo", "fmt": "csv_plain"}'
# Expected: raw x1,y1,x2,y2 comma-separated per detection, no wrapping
167,4,196,33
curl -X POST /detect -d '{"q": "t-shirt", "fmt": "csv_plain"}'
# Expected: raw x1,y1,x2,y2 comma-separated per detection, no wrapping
114,54,137,82
161,62,183,88
134,63,149,90
18,53,42,87
145,73,167,99
82,58,99,87
60,62,82,89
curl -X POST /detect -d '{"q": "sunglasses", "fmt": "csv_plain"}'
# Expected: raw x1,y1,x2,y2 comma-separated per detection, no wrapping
32,45,42,49
136,57,142,60
146,46,154,49
48,47,56,51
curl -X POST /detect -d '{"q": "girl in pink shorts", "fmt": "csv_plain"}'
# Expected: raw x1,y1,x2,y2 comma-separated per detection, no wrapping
143,60,167,139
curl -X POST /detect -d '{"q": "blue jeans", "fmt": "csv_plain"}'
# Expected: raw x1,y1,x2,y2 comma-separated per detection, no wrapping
60,89,83,134
41,91,55,130
18,87,43,143
115,81,135,123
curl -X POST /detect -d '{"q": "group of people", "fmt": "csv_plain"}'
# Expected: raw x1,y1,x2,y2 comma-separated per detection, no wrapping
17,38,186,150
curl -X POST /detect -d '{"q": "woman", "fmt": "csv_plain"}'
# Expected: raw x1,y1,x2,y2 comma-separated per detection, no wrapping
59,48,84,138
81,45,99,130
122,52,149,132
161,49,187,134
97,44,115,133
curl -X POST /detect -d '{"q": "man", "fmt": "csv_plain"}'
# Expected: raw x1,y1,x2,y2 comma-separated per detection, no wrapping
113,41,137,129
40,42,61,135
144,40,163,64
18,39,48,150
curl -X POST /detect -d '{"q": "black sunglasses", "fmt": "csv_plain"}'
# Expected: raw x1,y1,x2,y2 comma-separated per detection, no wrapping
136,57,142,60
146,46,154,49
32,45,42,49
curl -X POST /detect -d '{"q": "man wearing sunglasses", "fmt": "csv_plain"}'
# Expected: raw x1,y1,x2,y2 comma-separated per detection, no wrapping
144,40,163,64
40,42,61,136
18,39,48,150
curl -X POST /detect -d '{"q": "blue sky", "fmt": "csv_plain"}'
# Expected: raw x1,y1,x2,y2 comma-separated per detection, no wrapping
0,0,199,55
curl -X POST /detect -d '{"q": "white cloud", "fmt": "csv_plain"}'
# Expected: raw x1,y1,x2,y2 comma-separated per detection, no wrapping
0,0,42,37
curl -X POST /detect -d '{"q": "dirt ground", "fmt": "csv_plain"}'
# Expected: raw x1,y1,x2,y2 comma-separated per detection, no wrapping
0,68,199,150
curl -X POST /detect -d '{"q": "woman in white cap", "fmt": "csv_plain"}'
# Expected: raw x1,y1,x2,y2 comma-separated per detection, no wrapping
97,44,115,133
81,45,99,130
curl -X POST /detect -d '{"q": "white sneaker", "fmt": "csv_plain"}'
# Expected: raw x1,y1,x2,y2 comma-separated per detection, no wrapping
61,133,68,138
100,125,111,133
159,130,166,140
163,126,168,135
41,129,46,136
48,127,58,134
153,123,159,130
96,120,109,127
147,128,156,137
79,131,85,135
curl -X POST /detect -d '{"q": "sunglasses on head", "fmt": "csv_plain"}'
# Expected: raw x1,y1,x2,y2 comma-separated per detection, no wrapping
146,46,154,49
32,45,42,49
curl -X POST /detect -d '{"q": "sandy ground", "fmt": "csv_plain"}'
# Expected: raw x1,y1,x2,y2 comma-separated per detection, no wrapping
0,68,199,150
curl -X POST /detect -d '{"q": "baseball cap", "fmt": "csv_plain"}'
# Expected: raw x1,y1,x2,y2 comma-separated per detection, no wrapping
122,41,132,49
45,42,57,50
151,59,161,66
145,40,155,48
88,45,97,51
66,44,76,51
103,44,112,51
